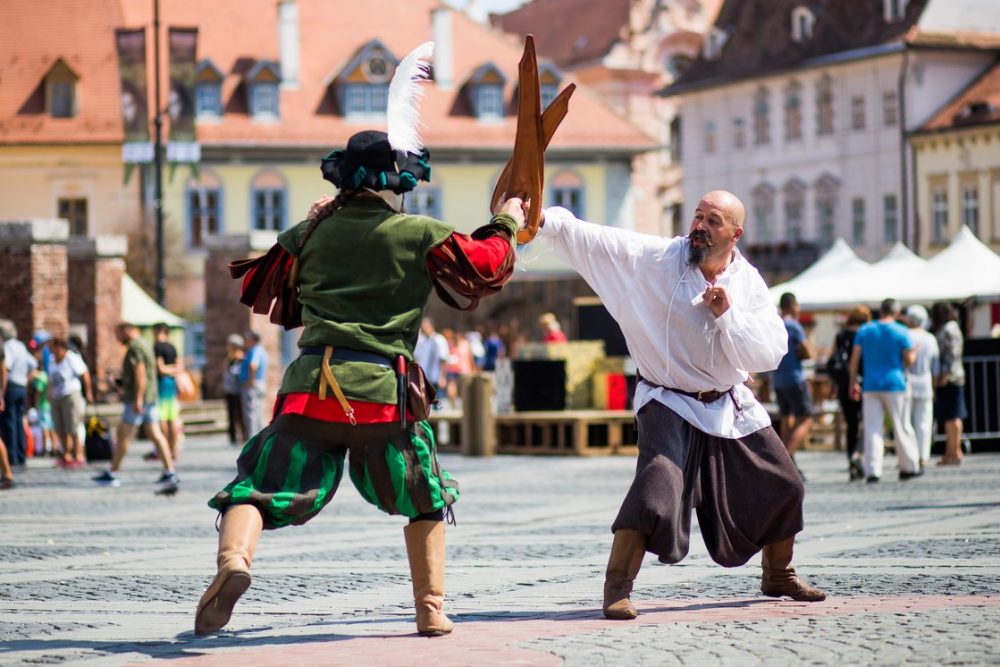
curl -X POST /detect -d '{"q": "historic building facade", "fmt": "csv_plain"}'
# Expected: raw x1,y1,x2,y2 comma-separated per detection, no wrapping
666,0,1000,280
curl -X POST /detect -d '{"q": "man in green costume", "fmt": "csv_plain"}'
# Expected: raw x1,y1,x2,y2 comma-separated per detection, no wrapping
195,56,527,635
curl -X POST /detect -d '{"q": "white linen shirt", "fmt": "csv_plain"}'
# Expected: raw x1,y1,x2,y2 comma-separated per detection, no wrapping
538,207,787,438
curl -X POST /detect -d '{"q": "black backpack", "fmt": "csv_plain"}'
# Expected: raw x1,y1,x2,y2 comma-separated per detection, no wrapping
85,415,114,461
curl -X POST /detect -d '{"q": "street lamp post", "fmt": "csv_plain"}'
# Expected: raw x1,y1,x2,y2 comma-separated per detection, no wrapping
152,0,165,305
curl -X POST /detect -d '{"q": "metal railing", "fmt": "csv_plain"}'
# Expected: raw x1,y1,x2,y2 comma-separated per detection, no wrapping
962,355,1000,441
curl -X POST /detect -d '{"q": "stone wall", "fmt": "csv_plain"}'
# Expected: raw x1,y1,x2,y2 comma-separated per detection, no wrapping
68,236,127,397
0,219,69,341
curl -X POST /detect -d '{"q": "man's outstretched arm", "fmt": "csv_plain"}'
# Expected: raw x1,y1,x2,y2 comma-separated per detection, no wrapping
538,207,670,319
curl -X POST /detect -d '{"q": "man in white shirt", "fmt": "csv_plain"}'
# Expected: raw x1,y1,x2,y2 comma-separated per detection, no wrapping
539,191,825,620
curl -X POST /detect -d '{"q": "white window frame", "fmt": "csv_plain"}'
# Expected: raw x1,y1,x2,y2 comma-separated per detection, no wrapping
251,82,279,118
883,194,898,243
476,84,504,119
791,7,815,43
851,197,866,247
704,28,728,61
884,0,908,22
962,185,979,234
932,189,948,243
851,94,866,130
883,90,898,127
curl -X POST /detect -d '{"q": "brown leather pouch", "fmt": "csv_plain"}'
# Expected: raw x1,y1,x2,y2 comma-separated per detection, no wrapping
406,361,438,422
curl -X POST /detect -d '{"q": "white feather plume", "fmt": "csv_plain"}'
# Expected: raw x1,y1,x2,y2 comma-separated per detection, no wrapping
387,41,434,156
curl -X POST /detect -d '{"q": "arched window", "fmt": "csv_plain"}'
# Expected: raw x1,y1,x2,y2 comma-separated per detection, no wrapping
783,179,807,243
752,183,776,244
784,81,802,141
549,170,585,218
815,173,840,247
753,87,771,146
250,170,287,231
791,6,815,42
704,120,717,153
186,171,223,248
816,75,834,136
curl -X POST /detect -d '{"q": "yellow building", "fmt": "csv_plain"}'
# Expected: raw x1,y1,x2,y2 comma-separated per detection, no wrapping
912,62,1000,257
138,0,651,321
0,8,144,264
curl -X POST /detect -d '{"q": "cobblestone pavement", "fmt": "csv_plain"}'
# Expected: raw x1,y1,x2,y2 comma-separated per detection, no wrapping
1,436,998,665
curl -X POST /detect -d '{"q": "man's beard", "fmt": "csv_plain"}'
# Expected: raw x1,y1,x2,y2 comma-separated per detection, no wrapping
687,230,712,266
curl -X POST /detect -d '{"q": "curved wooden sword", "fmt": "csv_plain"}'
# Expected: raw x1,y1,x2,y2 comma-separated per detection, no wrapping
491,35,576,244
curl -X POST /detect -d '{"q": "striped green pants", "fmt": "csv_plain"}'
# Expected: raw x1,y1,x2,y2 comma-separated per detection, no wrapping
209,414,458,529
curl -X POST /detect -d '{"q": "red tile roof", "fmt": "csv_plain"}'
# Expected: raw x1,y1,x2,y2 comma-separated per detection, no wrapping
2,0,651,153
920,60,1000,132
0,0,126,143
489,0,631,69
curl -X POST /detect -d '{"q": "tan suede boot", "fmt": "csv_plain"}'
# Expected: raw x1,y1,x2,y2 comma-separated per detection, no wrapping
760,537,827,602
403,520,453,637
195,505,263,635
602,529,646,620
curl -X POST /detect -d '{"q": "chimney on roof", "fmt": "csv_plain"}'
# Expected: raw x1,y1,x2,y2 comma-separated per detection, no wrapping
278,0,299,89
432,7,455,91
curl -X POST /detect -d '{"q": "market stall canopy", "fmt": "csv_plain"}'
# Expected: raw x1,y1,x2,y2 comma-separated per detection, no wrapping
921,226,1000,301
768,240,872,307
121,274,186,327
768,227,1000,309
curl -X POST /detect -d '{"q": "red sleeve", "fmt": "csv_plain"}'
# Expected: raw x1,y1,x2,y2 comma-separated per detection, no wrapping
427,233,511,276
425,231,515,311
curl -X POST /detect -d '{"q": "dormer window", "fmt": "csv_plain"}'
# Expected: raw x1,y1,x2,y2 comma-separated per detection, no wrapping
195,59,224,118
884,0,908,22
538,63,562,110
704,28,728,61
246,60,281,120
330,39,398,119
791,7,815,43
44,59,78,118
467,63,507,120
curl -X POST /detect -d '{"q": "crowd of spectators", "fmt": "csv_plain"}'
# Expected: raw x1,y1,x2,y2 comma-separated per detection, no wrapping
816,298,968,482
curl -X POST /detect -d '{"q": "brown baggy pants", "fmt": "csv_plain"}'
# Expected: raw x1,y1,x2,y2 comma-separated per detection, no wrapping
611,401,804,567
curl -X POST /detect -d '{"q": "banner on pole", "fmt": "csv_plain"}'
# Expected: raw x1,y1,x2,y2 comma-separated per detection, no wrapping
115,28,152,173
167,27,200,167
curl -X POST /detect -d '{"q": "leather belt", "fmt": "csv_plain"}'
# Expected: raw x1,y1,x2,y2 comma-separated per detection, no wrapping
299,346,391,367
639,374,742,412
665,387,730,403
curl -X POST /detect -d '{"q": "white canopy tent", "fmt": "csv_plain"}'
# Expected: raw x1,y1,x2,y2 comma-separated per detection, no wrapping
920,226,1000,301
769,227,1000,309
121,274,186,327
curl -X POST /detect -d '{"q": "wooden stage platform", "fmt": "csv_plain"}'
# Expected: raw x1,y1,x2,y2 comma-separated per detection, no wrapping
430,409,637,456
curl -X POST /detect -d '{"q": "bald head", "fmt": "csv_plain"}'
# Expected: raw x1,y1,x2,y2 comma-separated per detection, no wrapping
699,190,745,228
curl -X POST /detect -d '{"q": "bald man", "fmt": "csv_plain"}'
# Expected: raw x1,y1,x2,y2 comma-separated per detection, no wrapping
539,192,825,620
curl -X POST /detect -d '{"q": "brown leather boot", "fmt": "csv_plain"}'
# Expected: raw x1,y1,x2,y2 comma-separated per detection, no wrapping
404,520,453,636
195,505,263,635
602,529,646,620
760,537,827,602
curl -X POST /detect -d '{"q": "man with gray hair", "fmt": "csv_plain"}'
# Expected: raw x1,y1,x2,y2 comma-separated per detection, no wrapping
904,305,939,467
0,320,37,466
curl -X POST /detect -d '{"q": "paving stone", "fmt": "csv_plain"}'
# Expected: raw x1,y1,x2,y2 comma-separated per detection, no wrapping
1,439,999,665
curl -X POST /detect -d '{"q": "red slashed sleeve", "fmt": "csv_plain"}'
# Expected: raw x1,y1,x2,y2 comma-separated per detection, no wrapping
425,214,518,311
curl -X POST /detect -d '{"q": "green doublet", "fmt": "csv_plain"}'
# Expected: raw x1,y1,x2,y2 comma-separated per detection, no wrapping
276,198,453,403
